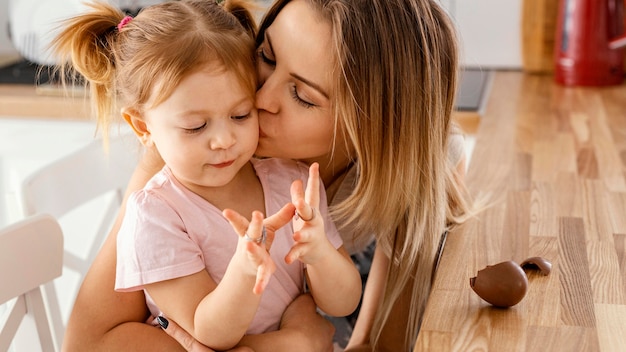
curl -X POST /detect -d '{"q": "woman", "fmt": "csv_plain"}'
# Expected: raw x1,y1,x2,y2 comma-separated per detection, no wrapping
61,0,472,351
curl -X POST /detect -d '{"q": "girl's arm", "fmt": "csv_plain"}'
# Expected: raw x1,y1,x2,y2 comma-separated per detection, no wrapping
145,210,279,351
63,148,333,352
160,293,335,352
287,163,362,317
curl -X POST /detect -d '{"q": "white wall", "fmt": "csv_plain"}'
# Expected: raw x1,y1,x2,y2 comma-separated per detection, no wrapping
0,0,18,56
0,0,523,69
441,0,523,69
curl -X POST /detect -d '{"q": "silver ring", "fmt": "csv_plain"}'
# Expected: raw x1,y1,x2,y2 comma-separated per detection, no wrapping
295,207,316,222
244,226,266,244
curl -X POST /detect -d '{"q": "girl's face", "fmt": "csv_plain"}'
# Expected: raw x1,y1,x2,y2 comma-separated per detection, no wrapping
255,0,341,166
140,66,258,192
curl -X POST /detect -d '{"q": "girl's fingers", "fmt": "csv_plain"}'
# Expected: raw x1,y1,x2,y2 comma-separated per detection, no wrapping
264,203,296,233
253,261,274,295
304,162,320,209
222,208,249,237
223,209,265,243
246,241,275,294
291,163,320,222
246,211,264,243
284,243,305,265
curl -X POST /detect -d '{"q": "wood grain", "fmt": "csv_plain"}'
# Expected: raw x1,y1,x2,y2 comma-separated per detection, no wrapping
416,72,626,351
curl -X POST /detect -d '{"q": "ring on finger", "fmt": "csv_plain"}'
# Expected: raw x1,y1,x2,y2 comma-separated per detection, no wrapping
244,226,266,244
295,207,316,222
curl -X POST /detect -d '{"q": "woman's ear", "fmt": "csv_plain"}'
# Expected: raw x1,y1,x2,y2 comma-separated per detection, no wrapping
121,107,153,147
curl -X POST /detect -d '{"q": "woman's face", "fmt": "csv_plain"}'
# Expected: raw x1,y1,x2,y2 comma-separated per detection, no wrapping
255,0,340,166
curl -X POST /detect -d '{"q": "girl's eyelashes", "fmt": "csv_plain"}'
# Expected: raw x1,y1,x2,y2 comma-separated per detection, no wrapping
231,113,250,121
183,123,206,134
290,85,315,108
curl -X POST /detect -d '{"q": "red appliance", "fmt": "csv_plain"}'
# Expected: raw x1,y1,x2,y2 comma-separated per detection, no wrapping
554,0,626,86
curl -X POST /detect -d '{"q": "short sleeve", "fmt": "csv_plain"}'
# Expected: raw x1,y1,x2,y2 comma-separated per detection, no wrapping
115,190,206,292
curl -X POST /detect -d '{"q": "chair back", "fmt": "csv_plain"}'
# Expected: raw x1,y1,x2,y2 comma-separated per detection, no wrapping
0,214,63,352
19,132,139,349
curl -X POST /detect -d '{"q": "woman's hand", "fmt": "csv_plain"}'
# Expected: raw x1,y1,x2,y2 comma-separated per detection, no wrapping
159,316,254,352
285,163,334,265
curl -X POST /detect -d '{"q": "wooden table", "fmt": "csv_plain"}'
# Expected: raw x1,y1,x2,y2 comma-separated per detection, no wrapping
415,71,626,351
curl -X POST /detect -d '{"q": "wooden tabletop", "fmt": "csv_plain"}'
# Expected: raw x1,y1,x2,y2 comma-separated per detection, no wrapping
415,71,626,351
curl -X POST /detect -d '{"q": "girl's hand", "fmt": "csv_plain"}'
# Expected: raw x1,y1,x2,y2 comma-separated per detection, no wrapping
223,209,275,295
285,163,334,266
223,203,296,295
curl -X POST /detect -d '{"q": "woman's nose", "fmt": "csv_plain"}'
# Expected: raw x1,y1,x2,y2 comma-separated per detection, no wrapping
256,70,279,114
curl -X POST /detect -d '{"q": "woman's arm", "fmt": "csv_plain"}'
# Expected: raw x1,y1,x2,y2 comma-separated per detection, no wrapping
345,142,469,351
344,247,388,350
237,293,335,352
62,147,188,351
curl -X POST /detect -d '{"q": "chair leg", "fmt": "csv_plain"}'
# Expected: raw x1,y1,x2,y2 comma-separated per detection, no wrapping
41,282,64,351
26,288,57,352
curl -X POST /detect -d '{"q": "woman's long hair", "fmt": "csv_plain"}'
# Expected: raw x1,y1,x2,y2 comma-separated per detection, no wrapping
260,0,473,349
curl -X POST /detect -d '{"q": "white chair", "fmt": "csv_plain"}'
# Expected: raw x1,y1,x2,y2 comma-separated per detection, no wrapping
0,214,63,352
19,132,139,350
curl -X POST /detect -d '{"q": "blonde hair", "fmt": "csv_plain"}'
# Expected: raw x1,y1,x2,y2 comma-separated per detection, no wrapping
260,0,473,349
51,0,258,141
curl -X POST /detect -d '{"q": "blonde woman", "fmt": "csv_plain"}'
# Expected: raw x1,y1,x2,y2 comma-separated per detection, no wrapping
60,0,473,351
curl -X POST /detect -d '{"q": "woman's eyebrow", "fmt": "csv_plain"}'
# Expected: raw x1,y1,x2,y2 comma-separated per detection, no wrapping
290,73,329,99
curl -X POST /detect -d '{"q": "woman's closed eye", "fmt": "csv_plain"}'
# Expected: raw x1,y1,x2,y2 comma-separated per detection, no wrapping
290,85,315,108
257,47,276,66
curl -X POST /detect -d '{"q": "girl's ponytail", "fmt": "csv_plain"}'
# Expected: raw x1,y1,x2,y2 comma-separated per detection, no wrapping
50,2,126,139
222,0,258,40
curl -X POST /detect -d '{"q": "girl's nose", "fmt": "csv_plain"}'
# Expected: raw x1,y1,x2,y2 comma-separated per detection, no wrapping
209,124,236,150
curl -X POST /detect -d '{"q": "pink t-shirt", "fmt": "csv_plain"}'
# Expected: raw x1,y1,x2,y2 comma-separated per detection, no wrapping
115,158,342,334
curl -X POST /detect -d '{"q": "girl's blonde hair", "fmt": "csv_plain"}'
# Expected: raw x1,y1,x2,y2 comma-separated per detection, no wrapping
51,0,258,141
260,0,473,349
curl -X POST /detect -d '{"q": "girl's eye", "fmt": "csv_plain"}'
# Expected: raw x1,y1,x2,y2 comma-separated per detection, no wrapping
232,113,250,121
257,47,276,66
183,123,206,134
290,85,315,108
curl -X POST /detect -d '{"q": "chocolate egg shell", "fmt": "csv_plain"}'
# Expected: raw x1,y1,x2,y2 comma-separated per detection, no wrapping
470,260,528,307
520,256,552,275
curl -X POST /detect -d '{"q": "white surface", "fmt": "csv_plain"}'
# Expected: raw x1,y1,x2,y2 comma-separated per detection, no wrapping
0,117,136,350
0,0,523,66
442,0,523,69
0,118,99,226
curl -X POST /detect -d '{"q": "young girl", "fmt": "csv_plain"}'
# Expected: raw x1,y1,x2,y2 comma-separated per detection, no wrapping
51,0,361,350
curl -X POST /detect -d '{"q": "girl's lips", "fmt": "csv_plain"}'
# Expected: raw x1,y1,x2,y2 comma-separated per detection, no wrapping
212,160,234,168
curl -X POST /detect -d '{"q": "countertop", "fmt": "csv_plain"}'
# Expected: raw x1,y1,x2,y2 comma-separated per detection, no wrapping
415,71,626,351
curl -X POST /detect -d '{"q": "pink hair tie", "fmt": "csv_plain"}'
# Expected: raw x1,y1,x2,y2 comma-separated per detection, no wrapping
117,15,133,31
